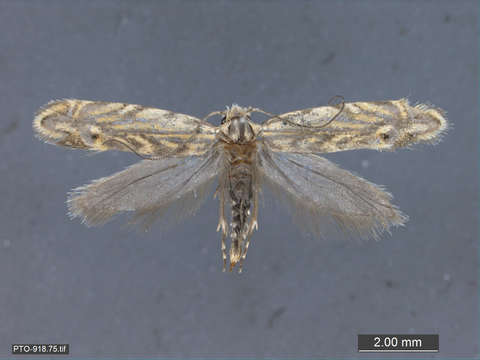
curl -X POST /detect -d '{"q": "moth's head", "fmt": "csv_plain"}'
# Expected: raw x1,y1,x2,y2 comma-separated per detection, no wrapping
219,104,251,125
218,104,256,144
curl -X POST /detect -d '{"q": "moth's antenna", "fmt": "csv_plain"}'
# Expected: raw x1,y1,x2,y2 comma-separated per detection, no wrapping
202,110,224,122
254,95,345,129
313,95,345,129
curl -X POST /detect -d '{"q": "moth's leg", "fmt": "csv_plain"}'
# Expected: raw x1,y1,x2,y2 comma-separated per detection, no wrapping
241,187,259,269
238,232,251,274
215,182,228,272
221,230,227,272
248,188,259,234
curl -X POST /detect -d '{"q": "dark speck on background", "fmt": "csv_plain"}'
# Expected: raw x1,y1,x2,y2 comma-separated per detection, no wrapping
399,26,408,36
267,306,286,329
321,52,336,65
1,121,18,136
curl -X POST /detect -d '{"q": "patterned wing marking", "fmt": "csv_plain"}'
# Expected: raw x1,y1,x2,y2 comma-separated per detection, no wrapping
261,99,447,154
34,99,217,157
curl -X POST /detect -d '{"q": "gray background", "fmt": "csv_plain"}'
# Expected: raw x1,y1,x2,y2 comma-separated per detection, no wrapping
0,0,478,358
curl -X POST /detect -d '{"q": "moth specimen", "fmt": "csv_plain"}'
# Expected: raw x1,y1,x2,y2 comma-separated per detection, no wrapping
34,97,447,272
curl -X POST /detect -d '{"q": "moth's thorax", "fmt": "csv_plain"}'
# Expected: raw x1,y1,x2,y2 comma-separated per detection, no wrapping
218,116,257,144
217,104,258,144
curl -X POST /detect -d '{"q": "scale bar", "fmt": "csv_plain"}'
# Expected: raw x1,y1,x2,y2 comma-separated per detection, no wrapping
358,334,439,352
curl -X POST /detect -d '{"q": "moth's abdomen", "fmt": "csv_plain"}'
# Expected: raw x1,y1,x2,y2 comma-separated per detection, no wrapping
228,161,253,269
223,143,258,270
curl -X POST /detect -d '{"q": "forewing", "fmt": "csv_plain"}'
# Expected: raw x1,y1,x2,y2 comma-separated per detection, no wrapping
68,150,221,227
34,99,217,157
261,99,447,154
258,146,407,239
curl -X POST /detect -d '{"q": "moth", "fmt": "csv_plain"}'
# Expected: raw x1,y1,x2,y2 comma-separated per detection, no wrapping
33,97,447,272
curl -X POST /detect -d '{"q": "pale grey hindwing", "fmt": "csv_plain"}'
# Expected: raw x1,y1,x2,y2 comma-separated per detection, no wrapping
257,144,408,239
67,149,222,228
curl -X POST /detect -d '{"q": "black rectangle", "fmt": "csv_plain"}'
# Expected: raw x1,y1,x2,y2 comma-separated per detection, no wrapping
12,344,69,355
358,334,438,352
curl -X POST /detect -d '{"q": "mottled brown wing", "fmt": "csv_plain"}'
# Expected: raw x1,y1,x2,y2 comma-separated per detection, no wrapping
68,149,222,227
261,99,447,154
257,145,407,239
34,99,217,157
